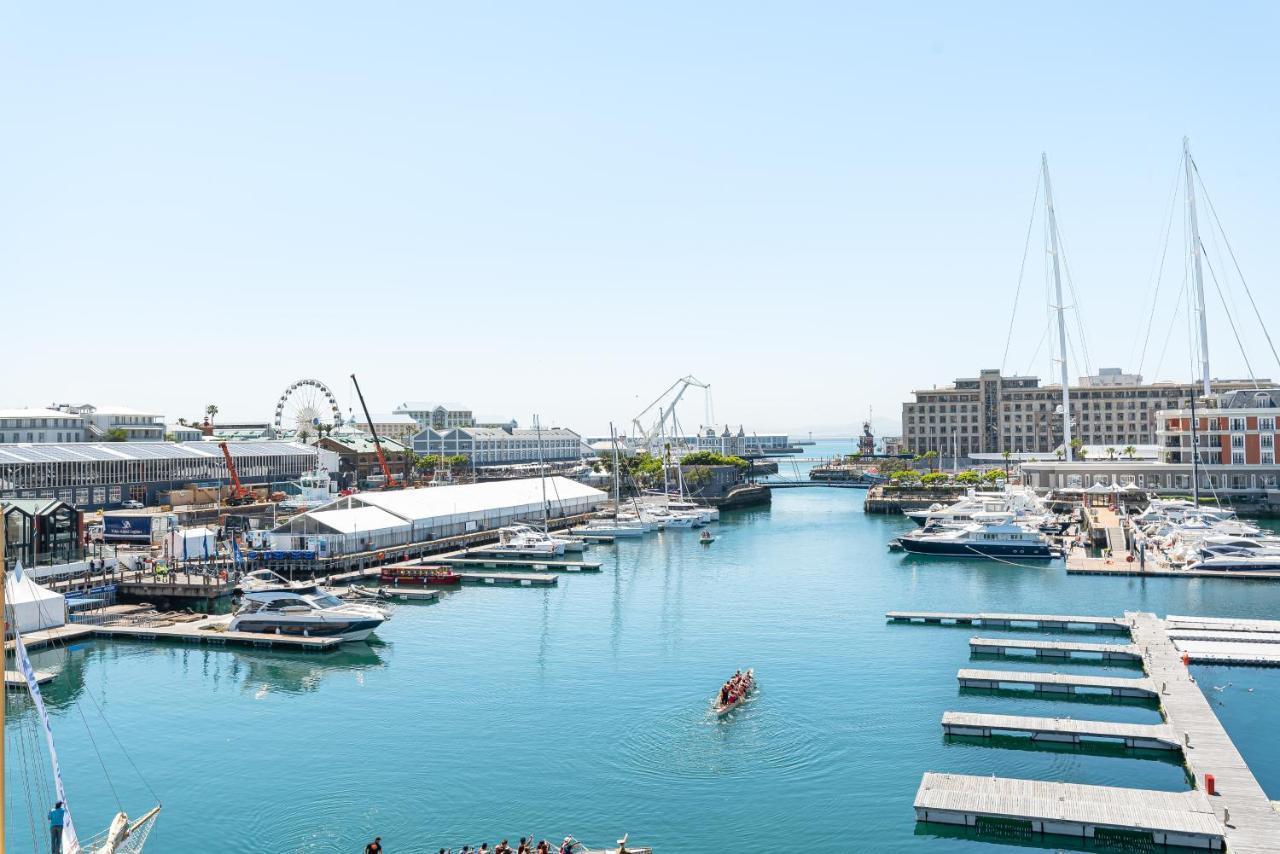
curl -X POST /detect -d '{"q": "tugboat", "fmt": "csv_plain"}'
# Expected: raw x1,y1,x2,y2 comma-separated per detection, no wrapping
379,562,461,585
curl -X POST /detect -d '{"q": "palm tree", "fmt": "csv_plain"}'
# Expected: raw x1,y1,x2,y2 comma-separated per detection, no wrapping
177,417,188,427
1106,446,1117,461
205,404,219,425
1001,449,1012,479
1123,445,1137,460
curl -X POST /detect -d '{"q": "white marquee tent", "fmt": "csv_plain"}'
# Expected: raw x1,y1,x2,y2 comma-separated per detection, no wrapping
5,563,67,632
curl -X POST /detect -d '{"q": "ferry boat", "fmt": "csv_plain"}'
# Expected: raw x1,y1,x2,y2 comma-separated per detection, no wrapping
895,512,1056,559
379,563,461,585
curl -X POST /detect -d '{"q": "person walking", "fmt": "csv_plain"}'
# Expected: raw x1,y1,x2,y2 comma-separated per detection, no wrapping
365,837,383,854
48,801,66,854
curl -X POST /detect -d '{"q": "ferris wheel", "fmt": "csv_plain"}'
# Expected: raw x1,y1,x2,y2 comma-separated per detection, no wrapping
273,379,342,438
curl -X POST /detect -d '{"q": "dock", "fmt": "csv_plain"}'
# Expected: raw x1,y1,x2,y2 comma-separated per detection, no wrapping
1066,546,1280,580
957,668,1157,698
444,554,601,572
454,571,557,587
968,637,1141,662
887,611,1129,633
914,772,1223,849
5,669,55,688
941,711,1179,750
1128,612,1280,852
93,617,342,651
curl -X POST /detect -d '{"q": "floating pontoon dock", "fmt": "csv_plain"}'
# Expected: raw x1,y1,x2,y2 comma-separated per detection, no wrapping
887,611,1128,632
968,637,1141,662
914,773,1224,849
454,571,557,587
957,668,1158,698
445,553,602,572
940,711,1179,750
5,669,55,688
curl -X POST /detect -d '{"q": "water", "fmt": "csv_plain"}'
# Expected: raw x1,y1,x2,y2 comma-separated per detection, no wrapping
8,445,1280,852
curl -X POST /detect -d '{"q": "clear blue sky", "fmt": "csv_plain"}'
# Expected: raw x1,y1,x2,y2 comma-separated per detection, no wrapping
3,3,1278,437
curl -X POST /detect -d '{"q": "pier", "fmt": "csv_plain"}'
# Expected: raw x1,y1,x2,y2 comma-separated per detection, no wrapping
901,608,1280,852
967,637,1142,662
454,571,557,587
446,553,602,572
1066,545,1280,580
914,773,1224,849
940,711,1180,750
886,610,1128,632
957,668,1158,698
5,669,55,688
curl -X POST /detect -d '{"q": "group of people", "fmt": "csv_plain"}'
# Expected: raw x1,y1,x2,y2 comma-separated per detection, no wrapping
717,669,752,708
436,837,585,854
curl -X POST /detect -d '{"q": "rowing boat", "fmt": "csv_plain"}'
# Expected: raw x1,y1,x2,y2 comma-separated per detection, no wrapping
713,668,754,717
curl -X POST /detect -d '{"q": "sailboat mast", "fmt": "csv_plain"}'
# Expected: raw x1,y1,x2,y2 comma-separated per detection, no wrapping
1,519,6,854
610,422,621,521
1190,386,1201,505
535,414,549,533
1042,153,1074,462
1184,136,1212,397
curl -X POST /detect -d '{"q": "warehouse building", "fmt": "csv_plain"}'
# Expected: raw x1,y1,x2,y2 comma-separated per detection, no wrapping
0,441,318,509
413,425,585,468
268,477,606,555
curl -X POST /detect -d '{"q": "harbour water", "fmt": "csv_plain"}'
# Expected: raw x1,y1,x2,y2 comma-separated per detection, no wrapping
7,442,1280,852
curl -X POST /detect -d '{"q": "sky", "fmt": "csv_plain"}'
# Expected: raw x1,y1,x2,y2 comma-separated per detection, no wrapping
3,3,1279,438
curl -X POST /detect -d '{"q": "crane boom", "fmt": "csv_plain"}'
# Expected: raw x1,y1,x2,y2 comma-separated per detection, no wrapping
350,373,400,488
218,441,254,505
630,375,710,452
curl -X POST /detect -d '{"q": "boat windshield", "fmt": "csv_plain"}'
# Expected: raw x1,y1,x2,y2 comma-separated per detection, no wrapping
309,593,345,608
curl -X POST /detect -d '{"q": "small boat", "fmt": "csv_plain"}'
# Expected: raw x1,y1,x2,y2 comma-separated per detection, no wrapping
379,563,461,585
714,668,754,716
700,530,715,544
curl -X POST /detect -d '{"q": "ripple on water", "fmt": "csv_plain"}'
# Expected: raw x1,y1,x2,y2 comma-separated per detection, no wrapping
613,693,836,785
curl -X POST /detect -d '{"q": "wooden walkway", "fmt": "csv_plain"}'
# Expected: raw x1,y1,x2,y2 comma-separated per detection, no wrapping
5,669,55,688
888,611,1129,632
94,618,342,651
1167,614,1280,633
1127,611,1280,853
1066,546,1280,580
914,772,1223,849
455,571,557,587
444,554,602,572
957,668,1157,698
941,711,1180,750
969,637,1141,661
1172,641,1280,666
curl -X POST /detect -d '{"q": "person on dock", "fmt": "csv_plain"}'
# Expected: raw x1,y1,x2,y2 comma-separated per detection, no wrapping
48,801,66,854
364,836,383,854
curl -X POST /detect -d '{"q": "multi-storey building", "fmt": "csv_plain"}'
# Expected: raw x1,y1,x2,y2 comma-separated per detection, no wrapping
0,409,87,444
414,425,583,468
394,402,475,431
902,368,1270,457
353,413,421,443
1157,388,1279,467
56,404,166,441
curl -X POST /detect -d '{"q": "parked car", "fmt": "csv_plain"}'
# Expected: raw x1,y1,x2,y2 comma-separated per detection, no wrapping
120,500,144,509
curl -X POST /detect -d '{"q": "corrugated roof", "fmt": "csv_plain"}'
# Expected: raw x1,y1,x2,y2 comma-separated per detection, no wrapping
0,441,315,465
320,435,407,454
306,505,409,535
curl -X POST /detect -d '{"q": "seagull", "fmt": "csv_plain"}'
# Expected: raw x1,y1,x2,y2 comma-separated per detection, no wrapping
1212,685,1226,692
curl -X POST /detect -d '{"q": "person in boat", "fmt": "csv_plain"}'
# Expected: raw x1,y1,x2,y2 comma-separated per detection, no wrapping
719,684,730,705
364,837,383,854
49,801,66,854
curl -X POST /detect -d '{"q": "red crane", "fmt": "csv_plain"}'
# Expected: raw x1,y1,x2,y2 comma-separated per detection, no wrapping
350,373,401,489
218,441,256,506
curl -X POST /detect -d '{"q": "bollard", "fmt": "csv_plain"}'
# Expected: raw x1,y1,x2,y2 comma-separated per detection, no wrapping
1205,773,1216,796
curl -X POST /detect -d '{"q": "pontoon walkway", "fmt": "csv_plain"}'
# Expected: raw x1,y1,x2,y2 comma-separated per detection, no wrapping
941,711,1179,750
957,668,1157,698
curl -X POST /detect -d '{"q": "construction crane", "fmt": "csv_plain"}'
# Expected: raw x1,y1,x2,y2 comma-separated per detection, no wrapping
630,375,711,455
350,372,401,489
217,441,256,506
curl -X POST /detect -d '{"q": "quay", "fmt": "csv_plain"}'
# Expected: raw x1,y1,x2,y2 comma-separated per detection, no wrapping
940,711,1180,750
914,772,1223,849
968,636,1142,662
887,611,1128,632
1066,545,1280,580
957,668,1158,698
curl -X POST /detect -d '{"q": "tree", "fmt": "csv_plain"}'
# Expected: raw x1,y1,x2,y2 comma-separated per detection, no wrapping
889,470,920,485
1106,446,1117,461
679,451,750,473
1001,449,1012,479
298,428,311,443
1070,438,1087,460
920,450,939,471
164,432,176,442
205,404,219,424
1123,445,1137,460
105,427,128,442
1056,448,1064,460
955,470,981,485
981,468,1004,483
177,417,188,427
445,454,469,469
921,471,950,485
414,454,442,472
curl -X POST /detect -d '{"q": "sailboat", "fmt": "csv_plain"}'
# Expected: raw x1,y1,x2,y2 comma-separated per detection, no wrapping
4,555,161,854
575,424,647,538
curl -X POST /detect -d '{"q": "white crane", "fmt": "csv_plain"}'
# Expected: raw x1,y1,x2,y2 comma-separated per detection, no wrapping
630,375,711,456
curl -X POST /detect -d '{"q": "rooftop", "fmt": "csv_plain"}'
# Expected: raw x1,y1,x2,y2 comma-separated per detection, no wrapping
0,441,315,466
0,408,79,419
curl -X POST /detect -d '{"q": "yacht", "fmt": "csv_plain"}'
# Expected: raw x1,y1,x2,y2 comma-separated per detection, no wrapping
896,512,1056,559
230,572,389,641
573,518,647,538
1189,552,1280,573
907,487,1048,527
490,525,567,557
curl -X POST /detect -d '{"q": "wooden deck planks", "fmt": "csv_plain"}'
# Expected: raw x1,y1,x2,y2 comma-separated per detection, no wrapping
969,637,1141,660
888,611,1128,631
957,668,1158,697
1127,611,1280,854
941,711,1180,749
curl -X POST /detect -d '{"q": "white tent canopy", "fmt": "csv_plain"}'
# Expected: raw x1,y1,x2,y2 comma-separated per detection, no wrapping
5,563,67,632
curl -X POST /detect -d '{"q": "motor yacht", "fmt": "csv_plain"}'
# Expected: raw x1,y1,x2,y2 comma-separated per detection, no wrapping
490,525,568,557
895,512,1056,559
230,587,388,641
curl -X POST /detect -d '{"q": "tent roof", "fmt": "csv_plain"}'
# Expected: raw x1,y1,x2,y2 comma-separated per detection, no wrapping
5,565,66,605
304,506,410,535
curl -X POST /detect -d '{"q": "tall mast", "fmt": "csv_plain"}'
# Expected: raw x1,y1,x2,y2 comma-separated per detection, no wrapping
1184,136,1211,397
1042,153,1074,462
535,414,548,532
1190,386,1201,505
1,518,7,854
610,422,621,521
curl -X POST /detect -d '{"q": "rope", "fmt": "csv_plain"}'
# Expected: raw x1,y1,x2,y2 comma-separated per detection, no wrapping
1001,171,1042,375
1193,160,1280,374
1200,244,1258,386
1134,155,1183,376
961,541,1062,570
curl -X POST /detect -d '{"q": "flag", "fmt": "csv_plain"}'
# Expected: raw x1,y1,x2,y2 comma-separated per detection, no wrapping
231,536,244,566
182,532,189,563
202,533,210,561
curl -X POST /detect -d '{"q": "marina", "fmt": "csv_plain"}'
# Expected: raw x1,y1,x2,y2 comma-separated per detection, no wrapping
966,637,1143,662
956,668,1159,698
940,712,1181,750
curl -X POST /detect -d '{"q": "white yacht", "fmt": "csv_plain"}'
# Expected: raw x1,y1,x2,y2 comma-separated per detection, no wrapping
896,512,1056,559
230,574,388,641
490,525,568,557
907,487,1048,528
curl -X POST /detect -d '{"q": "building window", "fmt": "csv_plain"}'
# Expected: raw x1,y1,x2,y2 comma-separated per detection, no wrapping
1261,417,1276,431
1263,452,1276,465
1232,451,1245,465
1230,417,1246,431
1231,434,1245,449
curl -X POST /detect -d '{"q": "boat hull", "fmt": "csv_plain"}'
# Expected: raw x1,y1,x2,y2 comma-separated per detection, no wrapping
228,617,384,642
898,538,1054,559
